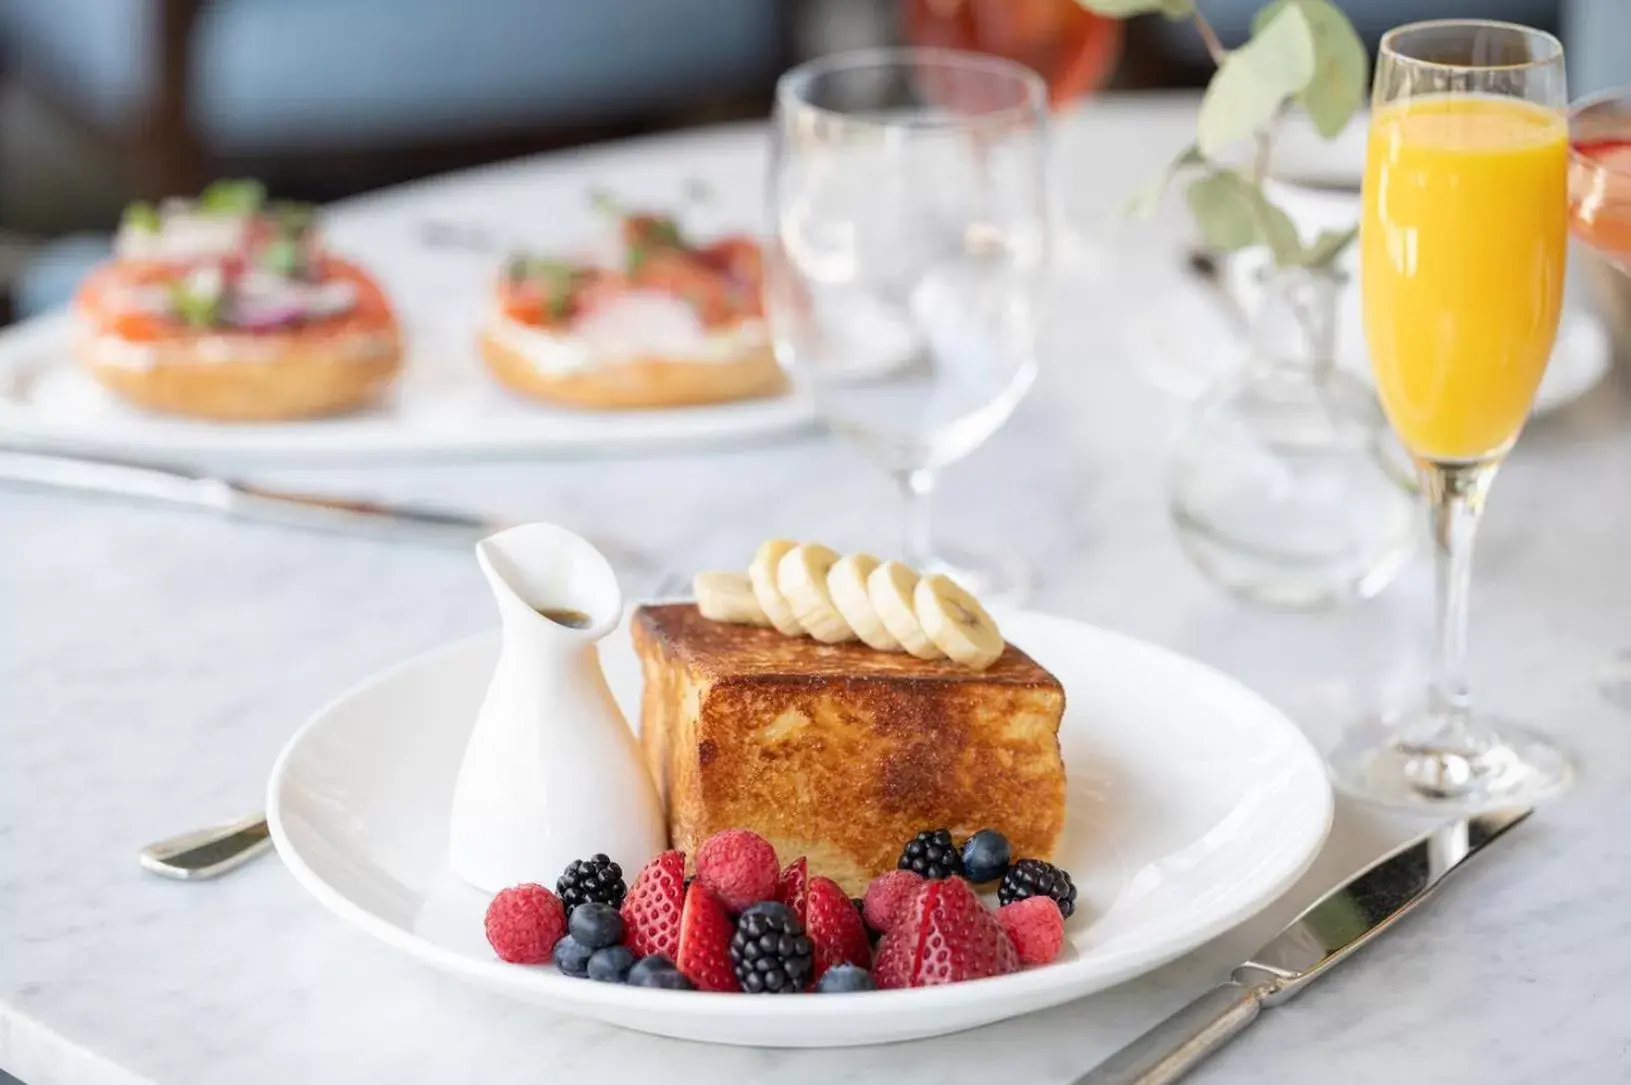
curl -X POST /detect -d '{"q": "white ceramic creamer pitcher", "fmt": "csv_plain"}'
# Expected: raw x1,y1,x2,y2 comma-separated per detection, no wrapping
448,523,666,893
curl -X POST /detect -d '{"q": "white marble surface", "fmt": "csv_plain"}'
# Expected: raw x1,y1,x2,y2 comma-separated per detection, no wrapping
5,94,1631,1084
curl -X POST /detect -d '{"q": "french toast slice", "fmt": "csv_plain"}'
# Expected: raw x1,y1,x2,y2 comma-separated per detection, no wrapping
632,603,1066,897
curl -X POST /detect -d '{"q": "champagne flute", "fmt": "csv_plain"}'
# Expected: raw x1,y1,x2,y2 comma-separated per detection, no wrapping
766,48,1050,597
1331,20,1574,809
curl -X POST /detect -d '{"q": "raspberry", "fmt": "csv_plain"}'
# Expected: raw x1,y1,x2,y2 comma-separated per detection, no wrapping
484,884,566,964
805,875,871,983
621,851,686,960
862,869,924,933
694,828,779,914
997,897,1065,966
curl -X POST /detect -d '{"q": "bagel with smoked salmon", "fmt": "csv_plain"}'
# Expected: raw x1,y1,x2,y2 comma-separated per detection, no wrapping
479,210,784,410
74,181,401,422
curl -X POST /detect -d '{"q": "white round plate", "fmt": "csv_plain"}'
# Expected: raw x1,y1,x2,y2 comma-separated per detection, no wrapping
267,606,1332,1047
0,126,815,462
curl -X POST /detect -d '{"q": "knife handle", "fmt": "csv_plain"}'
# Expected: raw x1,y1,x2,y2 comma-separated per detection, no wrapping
1074,982,1265,1085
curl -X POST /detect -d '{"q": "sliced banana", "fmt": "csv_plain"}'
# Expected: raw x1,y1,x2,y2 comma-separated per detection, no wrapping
915,573,1005,670
693,571,771,626
748,539,805,637
867,560,946,661
826,552,901,652
776,543,854,643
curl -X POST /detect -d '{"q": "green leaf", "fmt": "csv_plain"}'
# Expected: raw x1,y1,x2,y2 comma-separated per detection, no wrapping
1076,0,1194,17
1185,172,1259,252
1185,169,1302,265
1296,225,1357,269
1254,0,1366,137
1248,189,1303,266
121,201,160,233
198,179,266,215
1196,2,1315,156
588,187,621,217
1126,144,1204,218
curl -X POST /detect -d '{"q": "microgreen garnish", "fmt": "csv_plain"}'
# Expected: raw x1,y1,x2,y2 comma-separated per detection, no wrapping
198,179,266,215
122,202,161,233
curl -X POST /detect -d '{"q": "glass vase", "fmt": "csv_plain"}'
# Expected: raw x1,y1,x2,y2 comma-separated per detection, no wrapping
1169,264,1419,609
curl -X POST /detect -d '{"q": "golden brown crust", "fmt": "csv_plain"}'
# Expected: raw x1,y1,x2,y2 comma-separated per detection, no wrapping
78,327,402,422
479,327,787,410
633,604,1067,896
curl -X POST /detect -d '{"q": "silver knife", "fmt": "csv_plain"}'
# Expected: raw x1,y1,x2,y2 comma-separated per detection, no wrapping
0,449,505,546
1076,806,1532,1085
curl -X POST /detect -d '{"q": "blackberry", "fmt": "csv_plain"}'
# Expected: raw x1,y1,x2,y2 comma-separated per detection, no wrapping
557,854,626,917
729,908,813,994
897,829,964,879
998,858,1078,919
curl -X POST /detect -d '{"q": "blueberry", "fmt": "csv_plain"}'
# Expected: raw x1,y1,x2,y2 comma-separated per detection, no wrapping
740,900,794,925
554,935,593,978
815,964,876,993
627,954,677,986
587,944,636,983
568,901,625,950
643,968,695,990
961,829,1013,885
628,956,695,990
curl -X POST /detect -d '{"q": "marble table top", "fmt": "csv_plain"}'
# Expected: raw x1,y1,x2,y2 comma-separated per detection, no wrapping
5,93,1631,1085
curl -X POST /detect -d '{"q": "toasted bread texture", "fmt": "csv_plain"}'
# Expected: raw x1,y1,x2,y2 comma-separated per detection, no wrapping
632,604,1066,896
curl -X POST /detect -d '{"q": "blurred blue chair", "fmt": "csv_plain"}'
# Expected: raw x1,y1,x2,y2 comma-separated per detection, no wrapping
1157,0,1628,95
0,0,787,196
0,0,787,316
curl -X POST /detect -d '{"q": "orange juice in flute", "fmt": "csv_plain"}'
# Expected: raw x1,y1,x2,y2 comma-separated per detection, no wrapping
1334,19,1574,810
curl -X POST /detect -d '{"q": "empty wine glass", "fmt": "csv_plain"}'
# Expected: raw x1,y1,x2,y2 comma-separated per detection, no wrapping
766,47,1050,597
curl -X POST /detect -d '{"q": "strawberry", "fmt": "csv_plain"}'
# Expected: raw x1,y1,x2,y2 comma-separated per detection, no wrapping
620,850,686,960
871,928,914,990
873,877,1019,988
805,875,870,983
776,857,809,926
675,881,740,992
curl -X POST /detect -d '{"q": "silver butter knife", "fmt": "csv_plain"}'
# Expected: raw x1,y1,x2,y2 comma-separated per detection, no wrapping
0,449,504,546
1077,806,1531,1085
140,813,272,880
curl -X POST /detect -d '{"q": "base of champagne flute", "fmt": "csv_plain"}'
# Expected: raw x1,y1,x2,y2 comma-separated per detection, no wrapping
920,546,1032,607
1327,714,1574,813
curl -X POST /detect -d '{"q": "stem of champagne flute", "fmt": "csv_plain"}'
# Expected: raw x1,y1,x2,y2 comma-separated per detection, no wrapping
1407,459,1500,756
895,467,937,570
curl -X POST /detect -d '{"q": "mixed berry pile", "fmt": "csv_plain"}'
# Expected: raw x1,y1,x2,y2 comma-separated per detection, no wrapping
482,827,1077,994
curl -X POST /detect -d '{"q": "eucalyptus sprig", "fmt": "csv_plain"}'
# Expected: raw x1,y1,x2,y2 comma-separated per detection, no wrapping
1079,0,1367,269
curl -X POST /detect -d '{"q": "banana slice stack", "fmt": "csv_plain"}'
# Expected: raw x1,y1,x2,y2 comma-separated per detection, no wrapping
692,540,1005,670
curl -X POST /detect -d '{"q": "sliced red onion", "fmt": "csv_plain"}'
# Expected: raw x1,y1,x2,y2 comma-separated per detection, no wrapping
228,298,308,331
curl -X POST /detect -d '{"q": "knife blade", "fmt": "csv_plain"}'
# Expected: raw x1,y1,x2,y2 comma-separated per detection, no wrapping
1076,806,1532,1085
0,449,504,546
